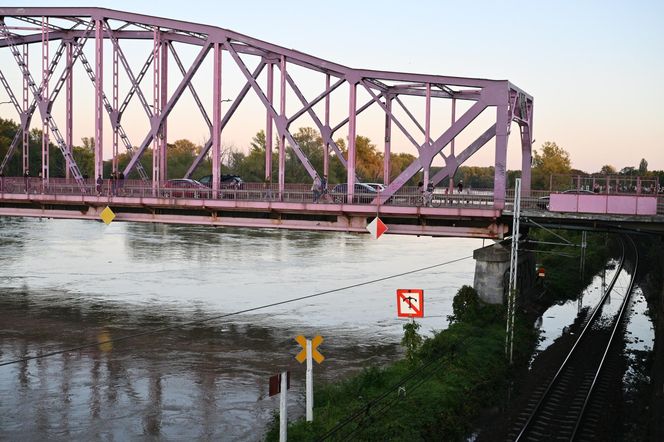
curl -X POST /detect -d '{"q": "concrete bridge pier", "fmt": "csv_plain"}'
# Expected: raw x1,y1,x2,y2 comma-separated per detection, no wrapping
473,241,536,305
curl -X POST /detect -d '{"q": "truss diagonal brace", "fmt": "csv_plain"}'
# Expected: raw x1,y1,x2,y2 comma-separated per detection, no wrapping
225,42,317,179
361,80,421,152
430,124,496,185
184,61,266,179
124,41,212,176
377,99,487,202
0,20,85,183
284,72,348,169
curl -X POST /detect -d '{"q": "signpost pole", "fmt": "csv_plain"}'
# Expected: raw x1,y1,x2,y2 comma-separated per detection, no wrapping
306,339,313,422
280,371,287,442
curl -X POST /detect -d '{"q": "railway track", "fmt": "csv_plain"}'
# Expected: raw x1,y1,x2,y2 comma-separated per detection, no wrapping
510,236,639,441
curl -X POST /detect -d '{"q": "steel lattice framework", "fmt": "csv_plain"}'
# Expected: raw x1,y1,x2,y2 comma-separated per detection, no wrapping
0,7,533,207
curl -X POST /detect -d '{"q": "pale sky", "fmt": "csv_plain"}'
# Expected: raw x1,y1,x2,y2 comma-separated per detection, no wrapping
1,0,663,172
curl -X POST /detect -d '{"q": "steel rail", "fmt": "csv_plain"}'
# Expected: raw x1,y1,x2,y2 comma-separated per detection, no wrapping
570,236,639,440
514,236,634,441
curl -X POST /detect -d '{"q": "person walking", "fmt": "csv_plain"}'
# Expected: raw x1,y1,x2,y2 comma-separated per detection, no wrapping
23,170,29,194
312,174,322,203
96,174,103,196
457,179,464,194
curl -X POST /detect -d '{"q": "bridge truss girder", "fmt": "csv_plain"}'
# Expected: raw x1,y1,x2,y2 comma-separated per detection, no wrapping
0,7,533,207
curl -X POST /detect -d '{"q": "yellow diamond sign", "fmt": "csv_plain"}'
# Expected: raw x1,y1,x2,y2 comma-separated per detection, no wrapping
100,206,116,225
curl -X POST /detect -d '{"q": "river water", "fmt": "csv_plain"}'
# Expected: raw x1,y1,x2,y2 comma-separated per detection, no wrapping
0,218,482,440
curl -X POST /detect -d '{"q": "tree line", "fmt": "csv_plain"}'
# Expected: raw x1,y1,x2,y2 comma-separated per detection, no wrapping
1,117,661,189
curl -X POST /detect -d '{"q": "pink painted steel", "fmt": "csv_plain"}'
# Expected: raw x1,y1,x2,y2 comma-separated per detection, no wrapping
384,96,392,185
266,62,274,180
160,40,168,179
41,16,49,182
493,103,509,209
450,97,456,193
22,43,29,174
152,27,160,189
94,18,103,181
211,42,222,198
347,82,357,201
65,41,73,179
112,42,119,173
0,7,534,210
279,55,286,198
324,73,330,178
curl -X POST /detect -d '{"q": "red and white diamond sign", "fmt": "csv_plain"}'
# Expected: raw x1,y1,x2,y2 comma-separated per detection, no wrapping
397,289,424,318
366,217,388,239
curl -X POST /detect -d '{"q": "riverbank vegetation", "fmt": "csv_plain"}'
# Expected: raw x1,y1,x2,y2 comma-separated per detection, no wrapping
265,231,612,441
266,286,535,441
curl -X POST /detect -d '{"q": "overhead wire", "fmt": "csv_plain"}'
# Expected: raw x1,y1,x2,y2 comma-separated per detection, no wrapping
0,254,473,367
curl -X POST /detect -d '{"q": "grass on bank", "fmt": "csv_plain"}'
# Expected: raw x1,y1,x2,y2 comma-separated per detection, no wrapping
266,286,535,441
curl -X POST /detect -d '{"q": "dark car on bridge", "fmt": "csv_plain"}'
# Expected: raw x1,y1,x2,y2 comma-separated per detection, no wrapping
331,183,378,204
538,188,595,210
163,179,210,198
198,174,244,189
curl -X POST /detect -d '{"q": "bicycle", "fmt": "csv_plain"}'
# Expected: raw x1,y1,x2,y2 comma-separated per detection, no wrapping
416,191,442,208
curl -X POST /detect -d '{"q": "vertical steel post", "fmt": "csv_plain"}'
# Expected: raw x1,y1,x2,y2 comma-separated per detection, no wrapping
152,28,160,191
323,73,330,178
423,83,431,186
506,178,521,364
520,101,533,196
94,18,104,181
493,104,509,209
160,40,168,179
306,339,313,422
449,98,456,194
279,370,287,442
265,61,273,180
112,41,119,174
22,44,29,174
278,55,286,198
65,41,73,180
41,17,50,183
211,42,222,199
347,81,357,202
383,95,392,185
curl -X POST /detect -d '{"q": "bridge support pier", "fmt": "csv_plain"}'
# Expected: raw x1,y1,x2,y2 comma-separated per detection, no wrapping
473,241,535,305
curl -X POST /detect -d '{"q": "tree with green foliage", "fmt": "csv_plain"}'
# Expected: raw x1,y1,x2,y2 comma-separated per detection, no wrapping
638,158,648,174
599,164,616,175
532,141,572,189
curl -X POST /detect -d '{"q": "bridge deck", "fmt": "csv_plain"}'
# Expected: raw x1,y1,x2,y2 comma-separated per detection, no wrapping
1,178,662,237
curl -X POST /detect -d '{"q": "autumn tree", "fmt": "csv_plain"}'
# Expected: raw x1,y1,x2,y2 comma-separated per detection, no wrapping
532,141,572,190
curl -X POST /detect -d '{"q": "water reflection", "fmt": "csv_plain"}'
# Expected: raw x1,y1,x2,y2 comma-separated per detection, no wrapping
0,218,481,439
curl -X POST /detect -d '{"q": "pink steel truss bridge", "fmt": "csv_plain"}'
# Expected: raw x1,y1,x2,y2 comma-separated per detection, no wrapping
0,7,536,238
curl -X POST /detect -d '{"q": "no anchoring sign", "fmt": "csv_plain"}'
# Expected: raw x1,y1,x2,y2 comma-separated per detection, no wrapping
397,289,424,318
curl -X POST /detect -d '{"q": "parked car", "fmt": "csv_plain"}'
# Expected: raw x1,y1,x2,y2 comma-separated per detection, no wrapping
331,183,378,204
364,183,386,192
163,179,209,198
537,188,595,210
198,174,244,189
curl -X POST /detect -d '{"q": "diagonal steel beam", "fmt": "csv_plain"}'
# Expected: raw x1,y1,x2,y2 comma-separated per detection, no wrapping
169,42,211,130
184,61,265,178
103,20,153,119
287,76,344,124
377,99,488,202
330,94,381,135
74,40,150,180
361,79,421,151
124,41,212,176
284,72,348,169
429,124,497,185
117,50,153,116
0,68,22,115
0,20,85,183
225,42,317,179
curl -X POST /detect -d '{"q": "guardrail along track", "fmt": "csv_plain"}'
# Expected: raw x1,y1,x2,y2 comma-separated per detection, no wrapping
511,236,638,441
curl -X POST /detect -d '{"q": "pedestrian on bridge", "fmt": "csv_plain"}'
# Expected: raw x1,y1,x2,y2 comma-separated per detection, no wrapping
23,170,29,194
312,174,322,203
96,174,103,196
457,180,464,194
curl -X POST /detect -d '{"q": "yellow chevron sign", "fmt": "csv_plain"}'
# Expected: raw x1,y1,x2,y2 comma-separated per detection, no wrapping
295,335,324,364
